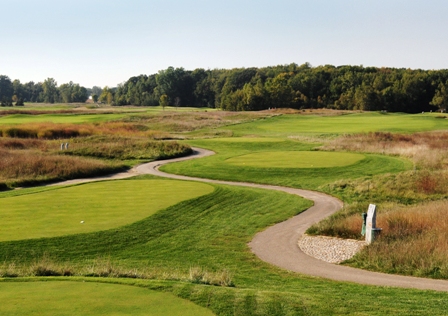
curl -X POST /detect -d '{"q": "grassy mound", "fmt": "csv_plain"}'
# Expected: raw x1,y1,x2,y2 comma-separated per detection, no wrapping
0,179,213,241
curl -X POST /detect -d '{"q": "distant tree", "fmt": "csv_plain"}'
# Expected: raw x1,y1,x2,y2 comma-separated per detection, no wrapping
99,86,113,104
42,78,58,103
15,98,24,106
431,81,448,111
91,86,102,96
159,94,168,110
92,94,99,103
0,75,13,105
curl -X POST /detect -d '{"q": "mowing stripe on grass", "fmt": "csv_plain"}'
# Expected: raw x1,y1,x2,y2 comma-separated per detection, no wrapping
0,179,214,241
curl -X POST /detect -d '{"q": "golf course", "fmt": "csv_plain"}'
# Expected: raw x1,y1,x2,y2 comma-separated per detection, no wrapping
1,105,448,315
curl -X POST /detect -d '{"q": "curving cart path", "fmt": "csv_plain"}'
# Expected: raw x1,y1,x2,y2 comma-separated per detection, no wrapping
52,147,448,292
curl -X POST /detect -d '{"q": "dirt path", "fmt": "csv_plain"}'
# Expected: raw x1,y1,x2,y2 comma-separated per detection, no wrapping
51,147,448,292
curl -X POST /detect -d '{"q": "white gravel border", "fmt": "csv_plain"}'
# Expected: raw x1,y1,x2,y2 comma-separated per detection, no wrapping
298,235,366,264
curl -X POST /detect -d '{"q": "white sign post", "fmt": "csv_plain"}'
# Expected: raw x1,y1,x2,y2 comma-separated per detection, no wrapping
366,204,377,244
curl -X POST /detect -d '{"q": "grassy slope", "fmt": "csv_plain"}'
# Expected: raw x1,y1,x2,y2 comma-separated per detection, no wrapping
0,280,213,316
0,179,213,241
1,183,447,315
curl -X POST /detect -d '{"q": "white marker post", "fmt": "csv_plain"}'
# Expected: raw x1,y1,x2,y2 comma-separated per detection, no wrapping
366,204,377,244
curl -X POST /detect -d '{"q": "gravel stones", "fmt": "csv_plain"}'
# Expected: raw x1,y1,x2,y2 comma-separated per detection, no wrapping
298,235,366,264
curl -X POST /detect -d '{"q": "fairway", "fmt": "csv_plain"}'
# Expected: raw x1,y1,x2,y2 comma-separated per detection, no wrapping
0,179,214,241
227,112,448,136
0,281,214,316
226,151,365,168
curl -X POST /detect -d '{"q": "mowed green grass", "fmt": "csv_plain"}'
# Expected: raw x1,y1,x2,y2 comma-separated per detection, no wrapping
226,151,365,168
0,281,214,316
162,138,411,190
0,179,213,241
1,184,448,315
225,112,448,137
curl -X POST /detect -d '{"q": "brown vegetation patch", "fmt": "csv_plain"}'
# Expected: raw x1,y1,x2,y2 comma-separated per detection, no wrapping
0,149,121,189
348,201,448,278
323,131,448,169
120,110,277,133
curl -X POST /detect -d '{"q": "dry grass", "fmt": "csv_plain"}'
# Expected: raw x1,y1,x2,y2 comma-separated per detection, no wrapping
312,130,448,278
323,131,448,169
0,148,121,188
346,201,448,278
0,122,171,140
121,110,277,133
0,256,235,286
66,136,191,160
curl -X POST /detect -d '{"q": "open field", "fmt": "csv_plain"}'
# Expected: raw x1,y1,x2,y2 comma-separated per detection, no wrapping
2,109,448,314
0,280,213,316
222,112,448,137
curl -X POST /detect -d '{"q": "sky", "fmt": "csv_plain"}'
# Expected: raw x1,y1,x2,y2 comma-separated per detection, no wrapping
2,0,448,88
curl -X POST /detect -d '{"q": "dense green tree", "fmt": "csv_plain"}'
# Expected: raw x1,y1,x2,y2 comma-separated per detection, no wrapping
431,81,448,111
0,75,13,106
42,78,58,103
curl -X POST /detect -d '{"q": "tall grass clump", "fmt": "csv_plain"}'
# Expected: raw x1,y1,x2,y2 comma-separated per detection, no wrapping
345,201,448,279
0,256,234,286
323,131,448,170
0,149,123,189
65,136,191,160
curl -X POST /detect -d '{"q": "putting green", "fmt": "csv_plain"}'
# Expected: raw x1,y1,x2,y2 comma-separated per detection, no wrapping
226,151,365,168
0,281,214,316
0,179,214,241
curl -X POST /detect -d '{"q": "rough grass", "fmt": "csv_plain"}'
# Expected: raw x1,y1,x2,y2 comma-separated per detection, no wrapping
0,148,123,189
0,135,192,189
308,130,448,279
323,130,448,170
341,200,448,279
66,136,191,160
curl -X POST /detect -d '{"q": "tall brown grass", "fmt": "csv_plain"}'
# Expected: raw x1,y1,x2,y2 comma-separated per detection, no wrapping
345,201,448,278
0,149,122,189
0,256,234,286
323,131,448,170
66,136,192,160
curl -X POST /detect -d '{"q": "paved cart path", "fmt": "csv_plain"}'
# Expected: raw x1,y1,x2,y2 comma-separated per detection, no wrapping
52,147,448,292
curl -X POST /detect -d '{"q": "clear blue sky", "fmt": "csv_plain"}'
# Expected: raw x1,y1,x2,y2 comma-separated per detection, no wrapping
3,0,448,88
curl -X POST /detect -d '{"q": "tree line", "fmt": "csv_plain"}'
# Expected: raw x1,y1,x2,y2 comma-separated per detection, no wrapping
2,63,448,112
0,76,89,106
